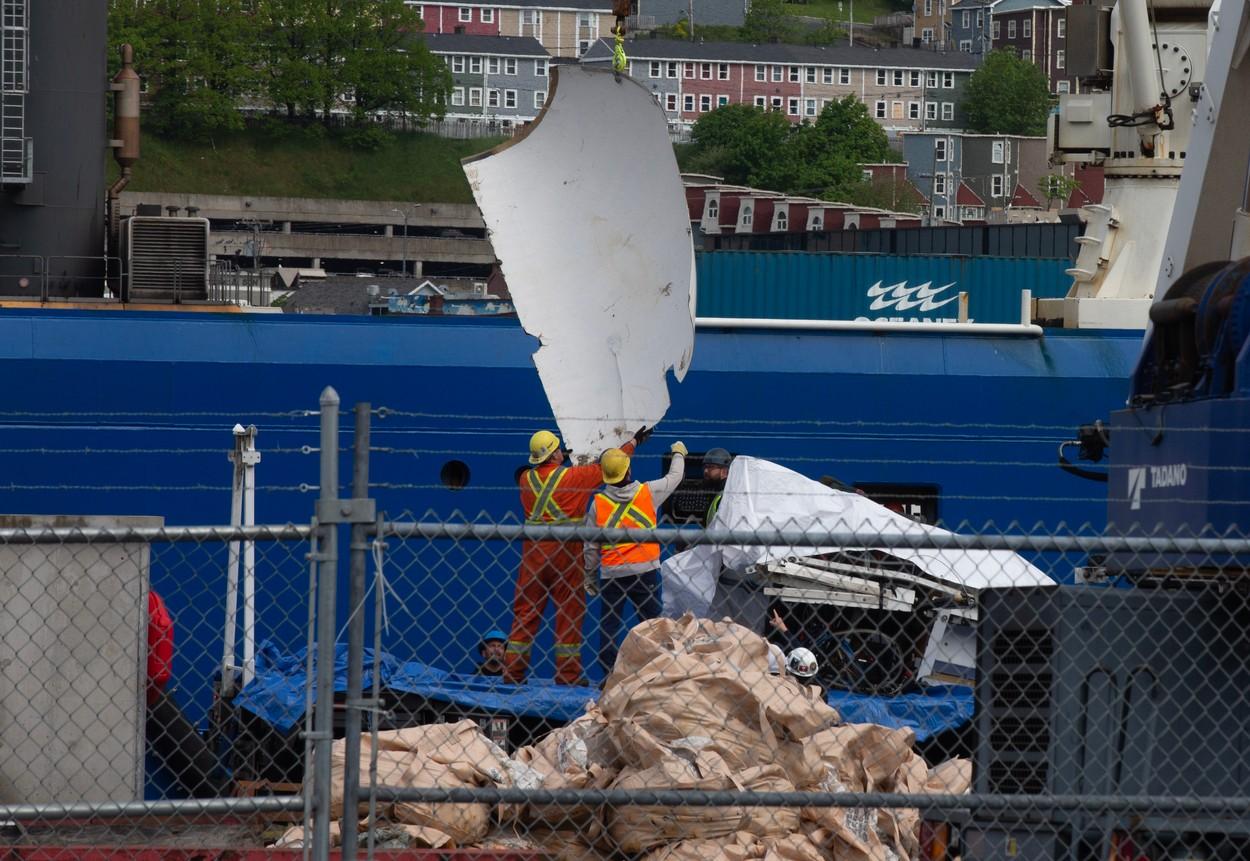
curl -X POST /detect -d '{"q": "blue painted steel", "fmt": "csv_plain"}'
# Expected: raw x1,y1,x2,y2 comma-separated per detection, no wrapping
0,309,1140,728
696,252,1071,323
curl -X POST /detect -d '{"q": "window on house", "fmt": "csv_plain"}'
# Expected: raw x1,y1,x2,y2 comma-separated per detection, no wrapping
839,68,851,84
667,93,679,110
934,174,946,194
893,70,904,86
943,71,954,88
505,57,517,74
822,67,833,83
469,87,482,106
992,19,1000,38
577,11,593,28
924,0,933,14
459,7,472,21
1021,48,1032,62
822,97,832,108
469,56,482,73
922,27,934,42
1007,20,1016,38
962,10,970,27
482,7,494,22
992,175,1004,197
755,64,766,81
805,98,817,116
908,101,920,119
700,94,712,112
707,198,719,219
933,205,946,219
806,66,817,83
992,140,1004,163
488,57,500,74
684,62,695,78
504,89,516,108
520,9,541,32
452,87,465,105
788,97,800,115
664,61,677,78
535,59,547,76
927,70,938,87
1056,79,1071,93
754,95,766,108
719,63,730,80
941,101,954,120
1022,18,1031,37
701,62,712,79
891,101,904,119
910,71,921,86
935,138,947,160
926,101,937,119
977,10,984,27
649,61,661,78
862,169,873,182
876,69,887,85
771,96,783,110
535,90,546,108
717,94,729,106
775,209,788,230
772,65,783,82
961,206,980,220
452,56,465,73
741,205,753,226
875,100,886,118
811,215,823,229
960,40,972,52
1056,49,1065,69
683,94,695,111
487,88,500,107
1057,17,1066,37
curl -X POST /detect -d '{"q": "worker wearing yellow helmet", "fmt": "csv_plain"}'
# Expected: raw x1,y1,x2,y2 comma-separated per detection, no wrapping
504,424,653,685
586,439,687,677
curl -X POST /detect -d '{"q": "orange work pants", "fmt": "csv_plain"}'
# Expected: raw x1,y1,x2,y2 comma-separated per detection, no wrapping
504,540,585,684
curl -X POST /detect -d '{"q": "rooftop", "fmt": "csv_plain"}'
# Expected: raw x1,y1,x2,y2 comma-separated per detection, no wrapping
420,33,550,57
991,0,1069,13
583,38,982,70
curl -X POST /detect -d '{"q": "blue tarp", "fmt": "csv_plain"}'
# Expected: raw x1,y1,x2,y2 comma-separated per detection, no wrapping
235,643,973,740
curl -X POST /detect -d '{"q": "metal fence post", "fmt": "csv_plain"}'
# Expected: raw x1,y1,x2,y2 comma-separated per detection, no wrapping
311,386,340,861
341,402,371,859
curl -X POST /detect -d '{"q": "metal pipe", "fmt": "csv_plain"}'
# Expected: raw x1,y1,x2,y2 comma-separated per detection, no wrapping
1119,0,1167,150
221,430,247,698
340,402,371,859
378,520,1250,556
694,316,1045,337
242,432,258,687
312,386,340,861
0,796,304,821
0,524,311,545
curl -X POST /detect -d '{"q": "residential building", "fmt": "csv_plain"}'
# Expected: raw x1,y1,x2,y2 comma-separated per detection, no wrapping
859,163,928,211
425,34,551,126
409,0,614,58
990,0,1075,93
581,39,978,138
950,0,996,55
632,0,750,30
913,0,954,48
683,175,923,239
901,132,1051,223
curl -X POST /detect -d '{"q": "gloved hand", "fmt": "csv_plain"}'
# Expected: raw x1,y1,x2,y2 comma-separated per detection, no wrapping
670,441,688,457
584,569,601,597
633,425,653,446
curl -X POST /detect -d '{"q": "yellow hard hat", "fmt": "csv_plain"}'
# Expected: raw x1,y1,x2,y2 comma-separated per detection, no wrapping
600,448,631,484
529,430,560,464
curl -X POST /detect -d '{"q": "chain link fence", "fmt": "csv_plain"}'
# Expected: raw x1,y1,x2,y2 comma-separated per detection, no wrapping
3,390,1249,860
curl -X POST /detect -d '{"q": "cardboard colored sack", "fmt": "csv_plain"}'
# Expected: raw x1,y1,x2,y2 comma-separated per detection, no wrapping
641,831,767,861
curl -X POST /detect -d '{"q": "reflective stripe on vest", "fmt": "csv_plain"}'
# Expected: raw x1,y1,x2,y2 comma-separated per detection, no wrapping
593,484,661,567
524,467,574,525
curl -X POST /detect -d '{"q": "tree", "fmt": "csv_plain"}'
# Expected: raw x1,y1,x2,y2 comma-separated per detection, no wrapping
813,96,893,165
742,0,795,43
960,50,1051,135
1037,173,1079,209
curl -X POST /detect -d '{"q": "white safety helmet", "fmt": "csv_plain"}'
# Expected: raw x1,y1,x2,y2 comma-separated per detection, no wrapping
767,643,786,675
786,647,819,680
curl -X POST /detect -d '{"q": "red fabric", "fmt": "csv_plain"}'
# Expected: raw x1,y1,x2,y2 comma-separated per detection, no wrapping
147,590,174,704
518,440,636,522
504,541,586,684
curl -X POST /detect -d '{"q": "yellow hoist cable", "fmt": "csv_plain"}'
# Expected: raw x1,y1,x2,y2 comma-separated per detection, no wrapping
613,23,628,74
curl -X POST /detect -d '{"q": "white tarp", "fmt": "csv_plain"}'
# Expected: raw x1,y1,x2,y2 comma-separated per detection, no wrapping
662,457,1053,618
463,65,696,457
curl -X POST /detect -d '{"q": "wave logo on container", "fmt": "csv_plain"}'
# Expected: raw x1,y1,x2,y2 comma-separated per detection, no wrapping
866,280,959,313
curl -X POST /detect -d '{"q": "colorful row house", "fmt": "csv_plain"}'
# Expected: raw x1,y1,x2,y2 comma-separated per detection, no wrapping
425,34,552,126
408,0,615,58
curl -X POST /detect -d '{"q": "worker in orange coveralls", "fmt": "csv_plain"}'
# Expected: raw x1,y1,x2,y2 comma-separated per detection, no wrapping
504,424,652,685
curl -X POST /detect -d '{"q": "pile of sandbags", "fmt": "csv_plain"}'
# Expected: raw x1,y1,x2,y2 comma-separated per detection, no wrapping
275,614,971,860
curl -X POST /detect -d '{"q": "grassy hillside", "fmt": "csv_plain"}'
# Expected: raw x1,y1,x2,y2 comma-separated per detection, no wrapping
109,126,506,203
784,0,909,26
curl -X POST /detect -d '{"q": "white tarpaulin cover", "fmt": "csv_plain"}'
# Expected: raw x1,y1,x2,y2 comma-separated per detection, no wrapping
662,457,1053,617
463,65,696,456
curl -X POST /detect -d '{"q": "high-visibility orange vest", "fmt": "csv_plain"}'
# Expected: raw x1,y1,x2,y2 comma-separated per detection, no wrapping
524,467,575,524
592,484,661,567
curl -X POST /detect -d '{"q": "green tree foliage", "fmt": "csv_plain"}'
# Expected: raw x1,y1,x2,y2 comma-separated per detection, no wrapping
742,0,796,42
687,98,900,204
961,50,1051,135
1037,173,1079,208
107,0,451,138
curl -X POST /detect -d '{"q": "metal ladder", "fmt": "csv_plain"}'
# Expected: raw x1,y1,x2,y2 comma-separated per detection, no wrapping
1,0,30,184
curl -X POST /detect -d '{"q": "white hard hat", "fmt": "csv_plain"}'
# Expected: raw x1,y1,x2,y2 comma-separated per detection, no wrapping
786,647,819,679
767,643,786,675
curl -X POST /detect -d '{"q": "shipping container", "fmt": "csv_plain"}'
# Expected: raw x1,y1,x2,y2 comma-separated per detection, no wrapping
696,251,1072,323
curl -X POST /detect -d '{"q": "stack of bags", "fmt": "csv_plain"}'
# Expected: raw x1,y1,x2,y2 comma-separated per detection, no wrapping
275,614,971,860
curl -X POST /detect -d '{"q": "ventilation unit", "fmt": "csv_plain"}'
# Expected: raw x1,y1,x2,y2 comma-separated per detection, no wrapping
1,0,31,184
122,216,210,302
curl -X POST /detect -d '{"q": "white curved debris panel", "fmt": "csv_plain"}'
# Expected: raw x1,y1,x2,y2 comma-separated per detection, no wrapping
463,65,696,457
